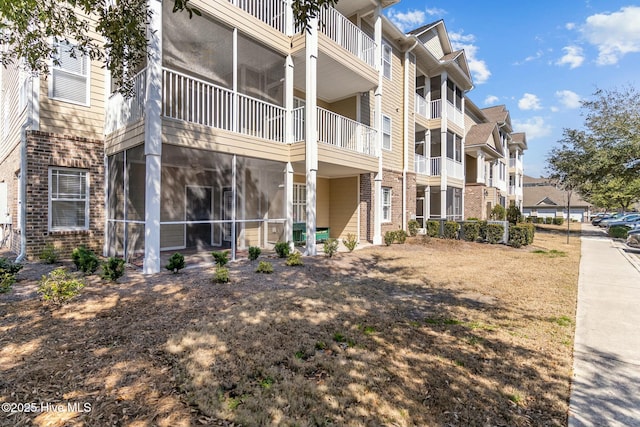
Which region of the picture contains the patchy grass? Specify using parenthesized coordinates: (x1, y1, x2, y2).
(0, 227, 581, 426)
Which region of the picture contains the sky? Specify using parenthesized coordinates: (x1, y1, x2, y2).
(385, 1, 640, 178)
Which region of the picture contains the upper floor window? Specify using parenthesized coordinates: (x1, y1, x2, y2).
(49, 40, 90, 106)
(49, 168, 89, 231)
(382, 115, 392, 151)
(382, 42, 392, 80)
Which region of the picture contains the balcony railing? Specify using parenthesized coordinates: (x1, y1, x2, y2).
(228, 0, 286, 33)
(318, 6, 376, 67)
(415, 94, 427, 118)
(445, 157, 464, 180)
(414, 153, 428, 174)
(421, 98, 464, 128)
(431, 99, 441, 119)
(317, 107, 378, 156)
(431, 157, 441, 176)
(446, 100, 464, 128)
(105, 70, 146, 134)
(509, 158, 523, 171)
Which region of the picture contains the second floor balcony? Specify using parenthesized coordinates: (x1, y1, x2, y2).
(414, 153, 463, 180)
(415, 94, 464, 129)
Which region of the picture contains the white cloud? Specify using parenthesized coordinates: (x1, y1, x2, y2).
(449, 31, 491, 84)
(512, 116, 553, 140)
(518, 93, 543, 111)
(555, 90, 581, 109)
(387, 9, 426, 32)
(556, 46, 585, 68)
(565, 22, 576, 30)
(581, 6, 640, 65)
(550, 106, 560, 113)
(484, 95, 499, 105)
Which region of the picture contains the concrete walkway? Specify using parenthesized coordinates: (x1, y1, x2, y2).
(569, 225, 640, 426)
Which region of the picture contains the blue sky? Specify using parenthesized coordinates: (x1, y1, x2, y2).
(385, 1, 640, 177)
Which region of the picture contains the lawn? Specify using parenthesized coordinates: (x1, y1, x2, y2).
(0, 228, 581, 426)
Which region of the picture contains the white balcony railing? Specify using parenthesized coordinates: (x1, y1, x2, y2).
(430, 99, 441, 119)
(415, 94, 427, 118)
(445, 157, 464, 180)
(509, 185, 516, 195)
(446, 100, 464, 128)
(228, 0, 287, 33)
(292, 106, 305, 142)
(105, 70, 146, 134)
(414, 153, 428, 174)
(318, 7, 376, 68)
(317, 107, 378, 156)
(431, 157, 441, 176)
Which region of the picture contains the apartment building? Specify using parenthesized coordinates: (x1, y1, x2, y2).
(0, 0, 524, 273)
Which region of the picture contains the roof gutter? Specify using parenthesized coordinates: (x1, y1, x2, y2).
(402, 39, 419, 231)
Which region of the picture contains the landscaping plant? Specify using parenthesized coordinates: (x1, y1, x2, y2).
(212, 250, 230, 267)
(343, 233, 358, 252)
(39, 243, 59, 264)
(248, 246, 261, 261)
(285, 252, 304, 266)
(37, 268, 85, 304)
(101, 257, 126, 282)
(72, 246, 99, 274)
(323, 238, 339, 257)
(166, 252, 185, 273)
(256, 261, 274, 273)
(274, 241, 290, 258)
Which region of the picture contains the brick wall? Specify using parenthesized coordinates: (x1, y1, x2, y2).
(465, 183, 486, 220)
(359, 173, 373, 242)
(24, 131, 104, 260)
(381, 169, 406, 235)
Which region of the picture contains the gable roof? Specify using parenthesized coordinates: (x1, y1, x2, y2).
(464, 122, 503, 158)
(523, 180, 592, 208)
(511, 132, 528, 150)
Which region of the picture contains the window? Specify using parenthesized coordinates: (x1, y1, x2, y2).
(49, 168, 89, 231)
(382, 187, 391, 222)
(293, 183, 306, 223)
(49, 40, 90, 105)
(382, 115, 391, 150)
(382, 42, 392, 80)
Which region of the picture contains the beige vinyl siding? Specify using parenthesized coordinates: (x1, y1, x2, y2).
(423, 30, 444, 59)
(407, 53, 416, 173)
(318, 35, 378, 82)
(0, 64, 27, 164)
(381, 38, 404, 171)
(239, 223, 261, 248)
(327, 96, 357, 120)
(105, 121, 146, 155)
(316, 177, 330, 228)
(329, 177, 357, 238)
(160, 165, 188, 249)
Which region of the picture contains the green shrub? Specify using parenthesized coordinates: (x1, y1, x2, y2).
(286, 252, 304, 266)
(524, 216, 533, 223)
(490, 205, 506, 220)
(0, 257, 23, 275)
(506, 204, 522, 225)
(343, 233, 358, 252)
(395, 229, 408, 244)
(0, 272, 15, 293)
(248, 246, 261, 261)
(214, 267, 230, 283)
(39, 243, 59, 264)
(323, 238, 339, 257)
(478, 221, 488, 241)
(553, 217, 564, 226)
(609, 225, 630, 239)
(256, 261, 274, 274)
(211, 250, 229, 267)
(485, 224, 504, 244)
(426, 221, 440, 238)
(166, 252, 185, 273)
(461, 222, 480, 242)
(101, 257, 126, 282)
(71, 246, 99, 274)
(443, 221, 460, 239)
(466, 217, 479, 221)
(520, 222, 535, 244)
(545, 217, 553, 224)
(407, 220, 420, 237)
(274, 241, 290, 258)
(508, 225, 529, 248)
(37, 268, 85, 304)
(384, 231, 395, 246)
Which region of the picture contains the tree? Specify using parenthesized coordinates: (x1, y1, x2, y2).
(0, 0, 337, 94)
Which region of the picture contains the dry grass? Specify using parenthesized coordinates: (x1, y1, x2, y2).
(0, 227, 580, 426)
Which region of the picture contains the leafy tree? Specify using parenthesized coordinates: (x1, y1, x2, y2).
(0, 0, 337, 94)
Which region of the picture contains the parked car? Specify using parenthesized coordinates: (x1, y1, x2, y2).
(604, 214, 640, 229)
(592, 213, 620, 226)
(625, 228, 640, 251)
(598, 213, 630, 227)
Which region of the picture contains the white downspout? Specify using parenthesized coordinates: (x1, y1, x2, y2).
(402, 41, 418, 231)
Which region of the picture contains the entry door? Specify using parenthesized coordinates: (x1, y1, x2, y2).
(222, 188, 233, 242)
(186, 186, 212, 248)
(416, 197, 425, 228)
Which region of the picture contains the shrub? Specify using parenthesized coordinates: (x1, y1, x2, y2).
(490, 205, 506, 221)
(323, 238, 339, 257)
(101, 257, 126, 282)
(609, 225, 630, 239)
(37, 268, 85, 304)
(553, 217, 564, 226)
(256, 261, 274, 274)
(286, 251, 304, 266)
(545, 217, 553, 225)
(506, 204, 522, 225)
(39, 243, 59, 264)
(211, 250, 229, 267)
(0, 257, 23, 275)
(395, 229, 408, 244)
(478, 221, 488, 241)
(248, 246, 261, 261)
(466, 217, 479, 221)
(166, 252, 185, 273)
(384, 231, 395, 246)
(407, 220, 420, 237)
(426, 221, 440, 238)
(214, 267, 230, 283)
(485, 224, 504, 244)
(521, 222, 535, 244)
(461, 222, 480, 242)
(0, 272, 15, 293)
(343, 233, 358, 252)
(274, 241, 290, 258)
(71, 246, 99, 274)
(443, 221, 460, 239)
(508, 225, 529, 248)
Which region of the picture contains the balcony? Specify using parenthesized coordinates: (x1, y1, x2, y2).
(105, 70, 146, 134)
(445, 158, 464, 180)
(415, 153, 429, 174)
(318, 7, 376, 68)
(414, 156, 463, 180)
(227, 0, 287, 33)
(509, 157, 523, 172)
(414, 95, 464, 128)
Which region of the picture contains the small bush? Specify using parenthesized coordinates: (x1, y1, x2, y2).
(323, 238, 339, 257)
(0, 257, 23, 275)
(343, 233, 358, 252)
(286, 251, 304, 266)
(248, 246, 261, 261)
(166, 252, 185, 273)
(407, 220, 420, 237)
(395, 229, 408, 244)
(490, 205, 506, 221)
(506, 204, 522, 225)
(384, 231, 395, 246)
(485, 224, 504, 244)
(71, 246, 99, 274)
(609, 225, 630, 239)
(426, 221, 440, 237)
(274, 241, 290, 258)
(214, 267, 230, 283)
(520, 222, 535, 244)
(101, 257, 126, 282)
(545, 217, 553, 225)
(39, 243, 59, 264)
(478, 221, 488, 241)
(0, 272, 15, 293)
(461, 222, 480, 242)
(466, 217, 479, 221)
(443, 221, 460, 239)
(211, 250, 229, 267)
(37, 268, 85, 304)
(256, 261, 274, 273)
(553, 217, 564, 226)
(508, 225, 529, 248)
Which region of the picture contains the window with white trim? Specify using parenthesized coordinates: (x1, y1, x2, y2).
(382, 115, 391, 151)
(382, 42, 392, 80)
(50, 40, 90, 105)
(49, 168, 89, 231)
(382, 187, 391, 222)
(293, 183, 306, 223)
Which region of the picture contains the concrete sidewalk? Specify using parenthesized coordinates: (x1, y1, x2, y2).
(569, 226, 640, 426)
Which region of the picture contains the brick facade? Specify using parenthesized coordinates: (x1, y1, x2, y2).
(359, 173, 374, 242)
(381, 168, 414, 235)
(464, 183, 487, 220)
(23, 131, 104, 260)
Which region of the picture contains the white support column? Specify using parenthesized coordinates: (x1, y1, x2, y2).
(284, 162, 294, 250)
(285, 55, 294, 144)
(305, 16, 318, 256)
(440, 72, 448, 220)
(477, 150, 485, 183)
(284, 0, 294, 36)
(425, 186, 431, 219)
(372, 2, 383, 245)
(143, 0, 163, 274)
(231, 155, 237, 261)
